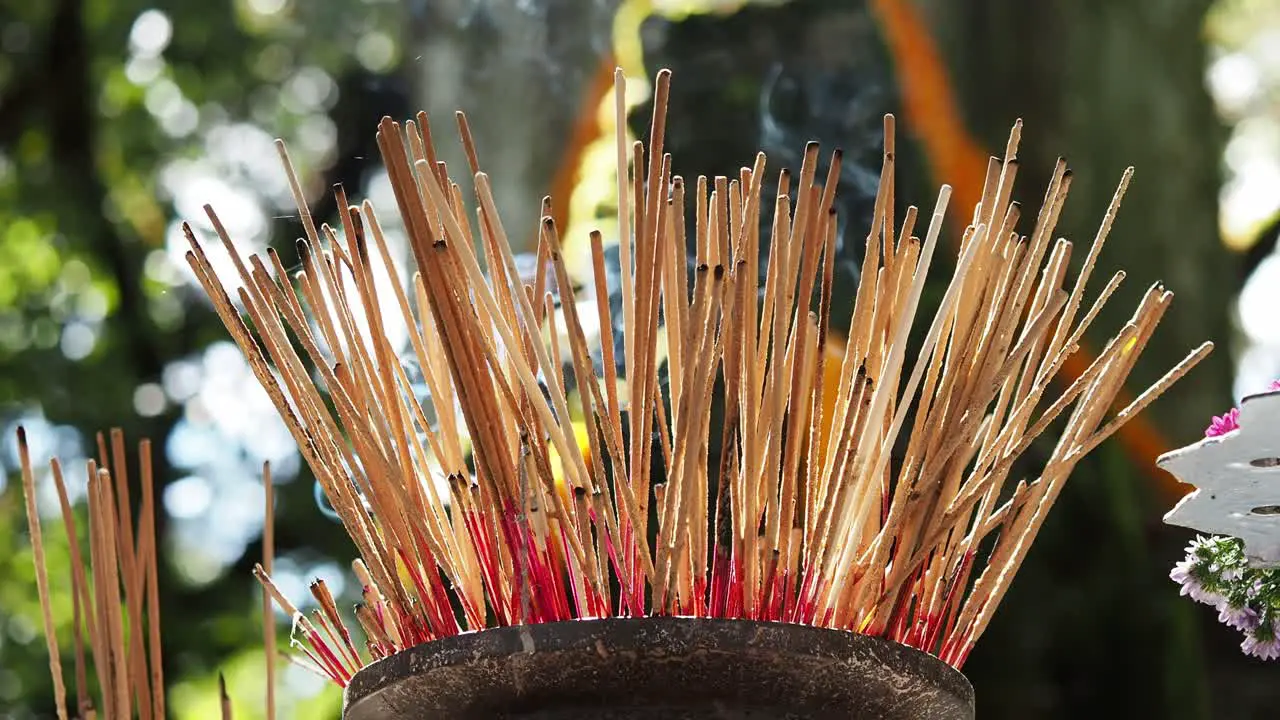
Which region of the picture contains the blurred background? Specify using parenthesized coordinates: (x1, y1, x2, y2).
(0, 0, 1277, 716)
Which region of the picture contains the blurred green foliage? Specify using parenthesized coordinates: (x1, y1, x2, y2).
(0, 0, 409, 716)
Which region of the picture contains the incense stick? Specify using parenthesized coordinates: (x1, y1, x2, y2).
(262, 463, 277, 720)
(18, 429, 69, 720)
(174, 70, 1209, 680)
(219, 673, 232, 720)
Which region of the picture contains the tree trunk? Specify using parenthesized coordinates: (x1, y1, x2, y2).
(407, 0, 619, 253)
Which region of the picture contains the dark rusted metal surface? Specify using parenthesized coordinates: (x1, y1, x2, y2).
(343, 617, 974, 719)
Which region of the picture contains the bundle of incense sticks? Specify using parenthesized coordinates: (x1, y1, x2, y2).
(18, 429, 165, 720)
(19, 67, 1206, 709)
(20, 431, 271, 719)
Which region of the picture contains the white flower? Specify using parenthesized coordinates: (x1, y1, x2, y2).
(1218, 604, 1259, 632)
(1242, 621, 1280, 661)
(1170, 560, 1193, 585)
(1177, 579, 1224, 607)
(1172, 559, 1223, 606)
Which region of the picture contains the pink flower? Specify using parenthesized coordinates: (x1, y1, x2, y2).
(1205, 408, 1240, 437)
(1204, 380, 1280, 438)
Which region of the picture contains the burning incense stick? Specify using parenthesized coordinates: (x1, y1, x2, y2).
(172, 69, 1211, 682)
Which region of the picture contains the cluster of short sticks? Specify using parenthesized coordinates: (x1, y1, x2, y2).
(19, 430, 166, 720)
(22, 69, 1210, 714)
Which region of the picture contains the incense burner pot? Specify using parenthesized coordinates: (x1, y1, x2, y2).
(342, 617, 974, 719)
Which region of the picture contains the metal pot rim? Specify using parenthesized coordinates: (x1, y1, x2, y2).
(343, 616, 973, 719)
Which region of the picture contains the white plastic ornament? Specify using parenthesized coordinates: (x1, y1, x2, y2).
(1160, 390, 1280, 567)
